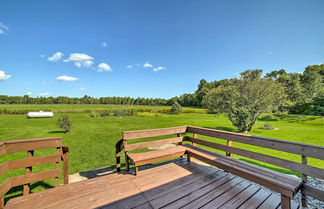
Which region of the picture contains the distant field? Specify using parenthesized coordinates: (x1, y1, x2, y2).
(0, 105, 323, 201)
(0, 104, 207, 114)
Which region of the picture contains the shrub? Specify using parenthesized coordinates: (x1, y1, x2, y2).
(99, 110, 110, 117)
(113, 108, 136, 116)
(170, 101, 182, 114)
(57, 115, 72, 133)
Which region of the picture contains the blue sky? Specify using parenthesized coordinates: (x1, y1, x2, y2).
(0, 0, 323, 98)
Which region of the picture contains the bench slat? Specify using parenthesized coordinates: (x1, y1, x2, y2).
(125, 137, 184, 151)
(123, 126, 187, 140)
(185, 145, 301, 197)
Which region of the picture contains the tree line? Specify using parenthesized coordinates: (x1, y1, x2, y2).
(196, 64, 323, 116)
(0, 64, 323, 116)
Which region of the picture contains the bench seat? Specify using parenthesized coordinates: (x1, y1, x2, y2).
(127, 146, 186, 167)
(183, 144, 302, 198)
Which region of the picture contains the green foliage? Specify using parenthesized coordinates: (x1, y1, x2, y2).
(203, 71, 286, 132)
(170, 101, 182, 114)
(113, 108, 136, 116)
(57, 114, 72, 133)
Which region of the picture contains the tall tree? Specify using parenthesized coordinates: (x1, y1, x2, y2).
(203, 70, 285, 132)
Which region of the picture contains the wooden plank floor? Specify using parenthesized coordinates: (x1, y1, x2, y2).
(5, 159, 300, 209)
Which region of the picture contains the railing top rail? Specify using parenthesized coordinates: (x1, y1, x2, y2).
(187, 126, 324, 160)
(1, 137, 63, 156)
(2, 137, 62, 144)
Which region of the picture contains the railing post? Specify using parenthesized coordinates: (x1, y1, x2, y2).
(55, 147, 62, 187)
(1, 196, 4, 209)
(226, 140, 232, 157)
(192, 133, 198, 146)
(62, 146, 69, 184)
(281, 194, 291, 209)
(124, 140, 129, 171)
(177, 133, 183, 158)
(301, 155, 308, 208)
(177, 133, 182, 145)
(23, 150, 34, 195)
(116, 147, 121, 173)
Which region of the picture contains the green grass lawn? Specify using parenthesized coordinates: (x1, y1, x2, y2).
(0, 104, 206, 114)
(0, 105, 323, 201)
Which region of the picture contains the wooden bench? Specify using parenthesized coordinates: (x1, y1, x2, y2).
(0, 137, 69, 209)
(116, 126, 187, 176)
(116, 126, 324, 209)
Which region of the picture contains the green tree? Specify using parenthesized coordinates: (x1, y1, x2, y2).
(301, 64, 324, 102)
(203, 70, 285, 132)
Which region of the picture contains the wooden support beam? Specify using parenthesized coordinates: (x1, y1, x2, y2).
(55, 147, 62, 187)
(301, 155, 308, 208)
(62, 146, 69, 185)
(135, 166, 139, 176)
(281, 194, 291, 209)
(226, 140, 232, 157)
(23, 150, 34, 195)
(116, 149, 121, 172)
(192, 133, 198, 146)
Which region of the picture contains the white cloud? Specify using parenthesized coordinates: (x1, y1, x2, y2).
(48, 52, 64, 61)
(153, 66, 166, 72)
(38, 92, 50, 97)
(80, 87, 87, 91)
(74, 62, 82, 68)
(26, 92, 32, 96)
(0, 22, 9, 34)
(66, 53, 94, 68)
(143, 62, 153, 68)
(126, 65, 133, 69)
(102, 42, 108, 47)
(98, 62, 112, 72)
(56, 75, 79, 81)
(0, 70, 11, 81)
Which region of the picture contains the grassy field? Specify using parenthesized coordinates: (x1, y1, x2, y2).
(0, 104, 206, 114)
(0, 104, 323, 200)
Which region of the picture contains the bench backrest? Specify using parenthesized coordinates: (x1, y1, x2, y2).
(185, 126, 324, 204)
(122, 126, 187, 152)
(0, 137, 69, 208)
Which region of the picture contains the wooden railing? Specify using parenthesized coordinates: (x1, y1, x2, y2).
(0, 137, 69, 208)
(185, 126, 324, 207)
(115, 126, 324, 207)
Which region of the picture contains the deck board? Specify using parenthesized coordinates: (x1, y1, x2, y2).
(5, 159, 300, 209)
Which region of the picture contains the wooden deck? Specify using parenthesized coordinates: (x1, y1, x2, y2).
(5, 159, 300, 209)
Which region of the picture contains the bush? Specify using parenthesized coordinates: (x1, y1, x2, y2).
(113, 108, 136, 116)
(170, 101, 182, 114)
(58, 115, 72, 133)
